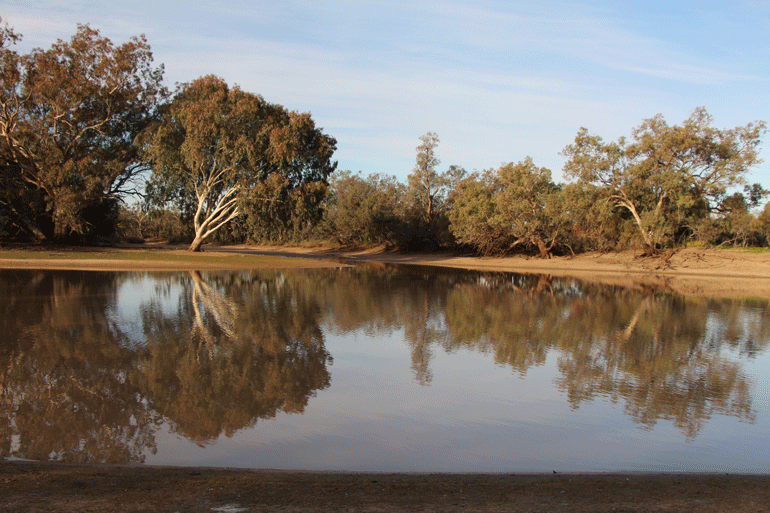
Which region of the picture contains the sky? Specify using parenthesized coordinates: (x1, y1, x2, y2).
(1, 0, 769, 186)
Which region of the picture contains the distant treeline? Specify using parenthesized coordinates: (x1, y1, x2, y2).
(126, 118, 770, 256)
(2, 20, 767, 254)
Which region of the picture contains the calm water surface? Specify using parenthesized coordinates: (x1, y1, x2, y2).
(1, 266, 768, 472)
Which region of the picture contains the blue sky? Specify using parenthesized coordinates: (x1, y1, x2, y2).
(2, 0, 768, 186)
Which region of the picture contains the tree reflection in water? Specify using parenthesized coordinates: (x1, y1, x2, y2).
(0, 267, 768, 465)
(304, 267, 767, 438)
(0, 269, 332, 461)
(133, 270, 332, 443)
(0, 271, 160, 464)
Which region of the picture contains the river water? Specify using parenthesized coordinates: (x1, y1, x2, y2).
(1, 266, 768, 472)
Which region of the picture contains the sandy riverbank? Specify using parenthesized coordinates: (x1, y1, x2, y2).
(210, 244, 770, 299)
(1, 243, 770, 298)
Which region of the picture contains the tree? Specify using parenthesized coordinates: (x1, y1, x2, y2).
(0, 21, 166, 241)
(492, 158, 570, 258)
(405, 133, 466, 247)
(758, 202, 770, 246)
(449, 159, 571, 257)
(448, 170, 503, 255)
(237, 173, 328, 243)
(562, 108, 765, 252)
(323, 170, 406, 245)
(140, 75, 336, 251)
(560, 181, 629, 251)
(408, 132, 445, 226)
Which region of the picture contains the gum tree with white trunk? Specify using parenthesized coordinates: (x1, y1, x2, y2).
(139, 75, 336, 251)
(562, 108, 765, 253)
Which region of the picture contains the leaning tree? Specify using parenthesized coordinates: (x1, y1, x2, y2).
(561, 108, 765, 252)
(139, 75, 336, 251)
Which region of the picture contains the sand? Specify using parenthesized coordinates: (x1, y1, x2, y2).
(213, 244, 770, 299)
(1, 243, 770, 298)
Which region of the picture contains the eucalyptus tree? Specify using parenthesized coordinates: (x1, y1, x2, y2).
(140, 75, 336, 251)
(324, 170, 406, 245)
(562, 108, 765, 252)
(408, 132, 444, 225)
(759, 203, 770, 246)
(0, 20, 166, 240)
(405, 133, 465, 246)
(447, 170, 501, 254)
(449, 159, 570, 257)
(492, 158, 570, 258)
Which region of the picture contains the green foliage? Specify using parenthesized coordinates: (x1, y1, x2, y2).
(448, 171, 501, 254)
(449, 159, 572, 257)
(407, 132, 443, 224)
(759, 203, 770, 246)
(4, 20, 768, 256)
(237, 173, 328, 243)
(560, 182, 623, 251)
(0, 20, 166, 241)
(139, 75, 336, 251)
(323, 170, 406, 245)
(403, 133, 465, 249)
(492, 158, 570, 257)
(562, 108, 766, 252)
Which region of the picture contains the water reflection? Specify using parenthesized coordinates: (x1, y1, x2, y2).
(0, 267, 768, 468)
(0, 271, 159, 463)
(134, 271, 332, 443)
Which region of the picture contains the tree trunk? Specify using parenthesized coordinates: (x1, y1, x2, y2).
(14, 210, 47, 241)
(188, 234, 205, 252)
(613, 196, 657, 255)
(53, 210, 69, 242)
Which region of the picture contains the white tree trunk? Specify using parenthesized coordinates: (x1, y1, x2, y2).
(187, 182, 240, 251)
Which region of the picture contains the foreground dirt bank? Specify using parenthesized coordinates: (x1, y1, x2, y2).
(1, 461, 768, 513)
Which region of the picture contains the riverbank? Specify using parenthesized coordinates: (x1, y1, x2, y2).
(1, 461, 768, 513)
(218, 244, 770, 299)
(3, 243, 768, 299)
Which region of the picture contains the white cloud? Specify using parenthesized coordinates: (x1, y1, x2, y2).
(1, 0, 767, 183)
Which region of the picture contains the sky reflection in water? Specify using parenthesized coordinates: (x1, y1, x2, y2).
(0, 266, 768, 472)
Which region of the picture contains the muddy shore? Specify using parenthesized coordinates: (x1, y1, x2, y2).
(2, 461, 769, 512)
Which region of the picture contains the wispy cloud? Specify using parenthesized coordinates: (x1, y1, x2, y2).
(2, 0, 768, 183)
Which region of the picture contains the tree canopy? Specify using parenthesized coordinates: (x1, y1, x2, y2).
(562, 108, 766, 252)
(139, 75, 336, 251)
(1, 17, 767, 253)
(0, 20, 166, 241)
(449, 158, 571, 257)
